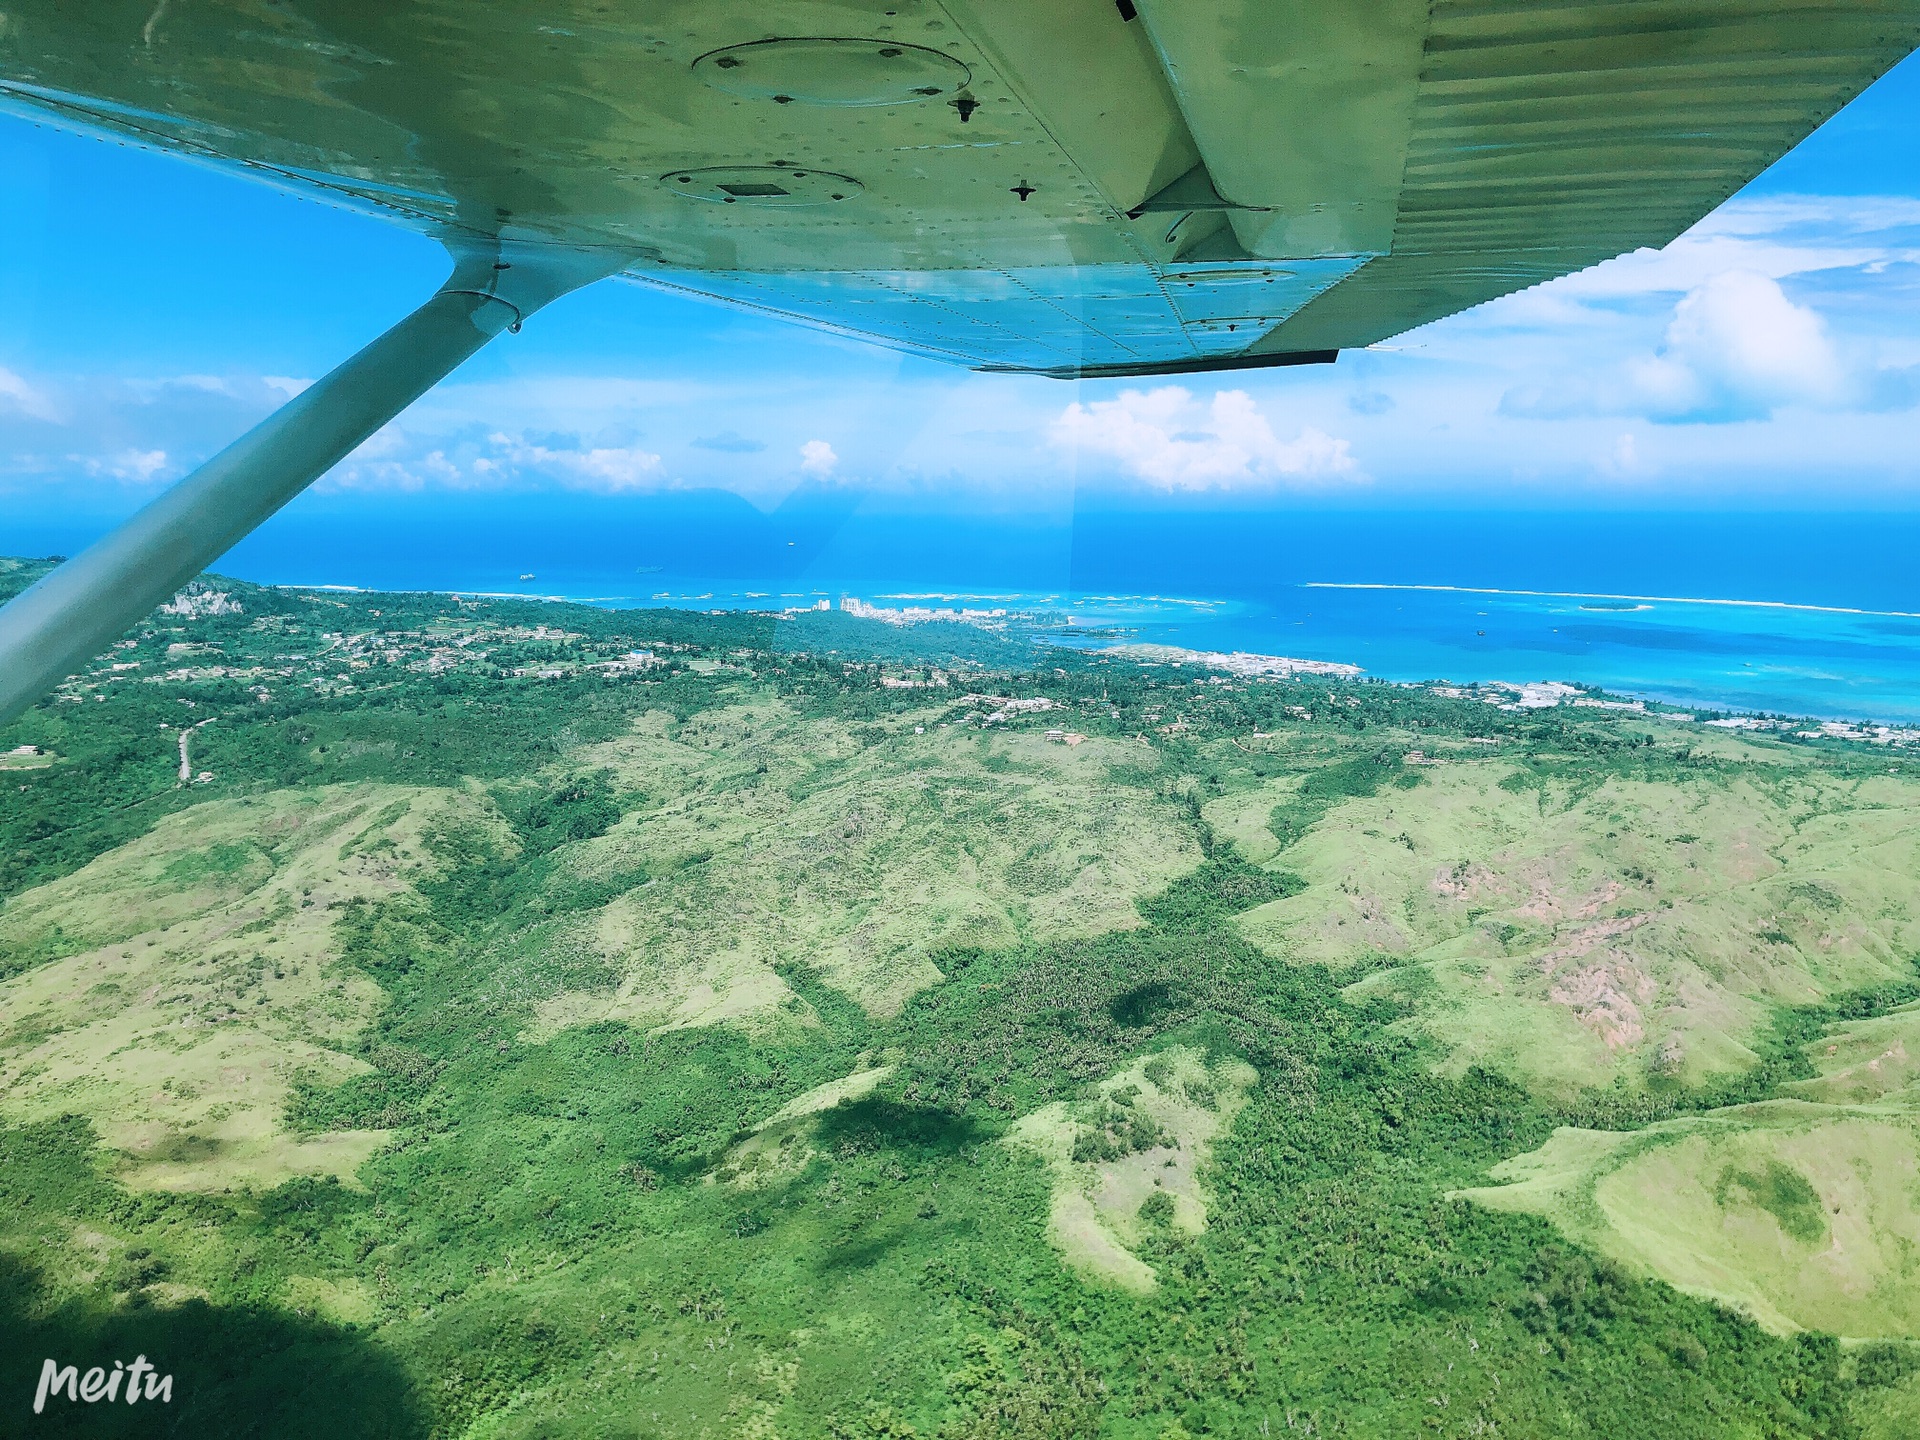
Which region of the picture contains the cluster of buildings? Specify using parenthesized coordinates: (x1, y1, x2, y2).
(1104, 643, 1361, 679)
(960, 693, 1058, 726)
(840, 596, 1011, 626)
(1427, 679, 1587, 710)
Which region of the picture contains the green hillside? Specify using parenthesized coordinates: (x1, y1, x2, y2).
(4, 566, 1920, 1437)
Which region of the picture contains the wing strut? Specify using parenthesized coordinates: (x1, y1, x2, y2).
(0, 241, 626, 726)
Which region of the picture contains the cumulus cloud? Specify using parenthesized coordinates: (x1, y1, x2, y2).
(323, 426, 667, 493)
(1501, 271, 1901, 423)
(1643, 271, 1848, 419)
(76, 448, 170, 483)
(1051, 387, 1358, 489)
(329, 426, 463, 492)
(799, 439, 838, 475)
(484, 433, 665, 492)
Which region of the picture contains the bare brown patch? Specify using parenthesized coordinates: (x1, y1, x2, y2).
(1536, 912, 1652, 976)
(1550, 961, 1658, 1049)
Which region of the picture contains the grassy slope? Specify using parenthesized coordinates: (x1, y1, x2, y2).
(0, 785, 498, 1190)
(1457, 993, 1920, 1341)
(1234, 758, 1920, 1097)
(1220, 745, 1920, 1347)
(1459, 1102, 1920, 1338)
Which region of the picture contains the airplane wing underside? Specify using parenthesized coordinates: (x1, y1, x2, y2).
(0, 0, 1915, 375)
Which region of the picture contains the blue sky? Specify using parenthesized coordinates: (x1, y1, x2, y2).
(3, 51, 1920, 554)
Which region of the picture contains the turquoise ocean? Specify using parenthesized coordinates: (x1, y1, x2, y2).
(12, 503, 1920, 723)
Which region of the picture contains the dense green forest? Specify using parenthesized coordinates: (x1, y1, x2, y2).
(4, 557, 1920, 1438)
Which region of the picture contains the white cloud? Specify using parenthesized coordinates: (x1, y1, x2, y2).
(0, 366, 58, 422)
(799, 439, 838, 476)
(1548, 232, 1883, 303)
(1503, 271, 1885, 423)
(1638, 270, 1846, 418)
(327, 426, 459, 491)
(1505, 194, 1920, 314)
(171, 374, 242, 396)
(1051, 387, 1358, 489)
(322, 425, 667, 493)
(486, 433, 665, 492)
(1468, 194, 1920, 340)
(76, 448, 170, 483)
(1597, 432, 1652, 479)
(1694, 193, 1920, 246)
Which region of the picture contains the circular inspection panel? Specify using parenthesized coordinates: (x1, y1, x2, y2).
(694, 37, 970, 107)
(660, 165, 863, 206)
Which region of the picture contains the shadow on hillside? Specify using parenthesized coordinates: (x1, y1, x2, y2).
(0, 1252, 428, 1439)
(813, 1096, 990, 1156)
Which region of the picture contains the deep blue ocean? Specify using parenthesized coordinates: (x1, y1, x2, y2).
(12, 501, 1920, 723)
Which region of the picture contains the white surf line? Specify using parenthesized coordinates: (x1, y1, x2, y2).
(1302, 582, 1920, 621)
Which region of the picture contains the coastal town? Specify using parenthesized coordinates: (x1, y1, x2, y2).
(26, 578, 1918, 755)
